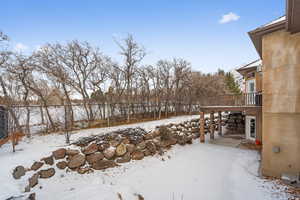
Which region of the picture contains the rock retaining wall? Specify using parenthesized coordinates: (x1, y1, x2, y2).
(11, 117, 226, 199)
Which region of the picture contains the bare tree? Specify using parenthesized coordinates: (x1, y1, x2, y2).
(0, 33, 21, 129)
(115, 34, 146, 122)
(33, 44, 75, 128)
(61, 41, 109, 126)
(172, 58, 191, 114)
(157, 60, 174, 117)
(0, 32, 234, 137)
(0, 31, 23, 151)
(25, 76, 56, 131)
(5, 54, 33, 137)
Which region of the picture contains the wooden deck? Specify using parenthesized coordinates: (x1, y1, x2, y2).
(199, 105, 262, 113)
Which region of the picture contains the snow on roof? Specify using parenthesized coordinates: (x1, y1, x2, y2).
(237, 59, 262, 71)
(262, 16, 286, 27)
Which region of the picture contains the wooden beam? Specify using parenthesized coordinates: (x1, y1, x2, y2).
(199, 106, 261, 113)
(218, 111, 222, 136)
(210, 112, 215, 140)
(200, 112, 205, 143)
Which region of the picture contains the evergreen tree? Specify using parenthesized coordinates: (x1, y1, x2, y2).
(225, 72, 242, 95)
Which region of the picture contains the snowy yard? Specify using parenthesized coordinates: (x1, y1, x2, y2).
(0, 115, 290, 200)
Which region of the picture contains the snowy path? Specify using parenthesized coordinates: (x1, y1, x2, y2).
(0, 115, 290, 200)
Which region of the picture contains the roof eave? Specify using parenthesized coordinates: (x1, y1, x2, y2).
(236, 66, 257, 76)
(248, 21, 286, 58)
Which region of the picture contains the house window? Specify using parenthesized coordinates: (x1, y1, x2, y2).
(246, 80, 256, 93)
(249, 82, 255, 93)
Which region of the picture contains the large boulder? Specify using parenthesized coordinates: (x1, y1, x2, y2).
(86, 152, 104, 165)
(56, 161, 67, 169)
(41, 156, 54, 165)
(82, 143, 98, 155)
(122, 138, 130, 144)
(116, 152, 131, 163)
(186, 135, 193, 144)
(143, 149, 151, 157)
(39, 168, 55, 178)
(136, 141, 146, 151)
(126, 144, 135, 153)
(153, 138, 162, 147)
(12, 165, 26, 179)
(131, 151, 144, 160)
(103, 147, 116, 159)
(98, 142, 110, 151)
(77, 167, 93, 174)
(159, 126, 173, 141)
(91, 160, 118, 170)
(28, 173, 39, 188)
(30, 162, 44, 171)
(109, 140, 120, 147)
(66, 149, 80, 156)
(115, 143, 127, 157)
(152, 129, 160, 137)
(146, 141, 156, 154)
(129, 135, 144, 145)
(177, 134, 188, 145)
(68, 154, 86, 169)
(161, 138, 177, 148)
(52, 148, 66, 160)
(144, 133, 154, 140)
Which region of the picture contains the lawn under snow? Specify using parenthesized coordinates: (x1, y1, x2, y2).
(0, 115, 290, 200)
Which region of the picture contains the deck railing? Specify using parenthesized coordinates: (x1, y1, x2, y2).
(201, 92, 262, 107)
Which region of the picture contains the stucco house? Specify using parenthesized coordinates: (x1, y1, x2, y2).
(240, 0, 300, 178)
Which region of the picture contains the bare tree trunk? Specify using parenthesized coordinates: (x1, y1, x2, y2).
(64, 104, 70, 144)
(82, 100, 91, 125)
(40, 105, 45, 125)
(62, 84, 74, 129)
(25, 106, 31, 137)
(107, 103, 110, 126)
(39, 97, 55, 131)
(103, 103, 106, 119)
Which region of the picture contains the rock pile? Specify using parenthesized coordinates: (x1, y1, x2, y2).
(12, 117, 225, 194)
(225, 112, 245, 135)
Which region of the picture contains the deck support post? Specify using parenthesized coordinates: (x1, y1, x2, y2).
(218, 111, 222, 136)
(200, 111, 205, 143)
(210, 112, 215, 140)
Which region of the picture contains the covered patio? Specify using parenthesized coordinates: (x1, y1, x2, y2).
(199, 104, 262, 144)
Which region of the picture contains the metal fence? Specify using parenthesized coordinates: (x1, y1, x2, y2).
(6, 102, 200, 136)
(2, 93, 263, 137)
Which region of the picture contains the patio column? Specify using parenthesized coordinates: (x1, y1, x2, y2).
(210, 112, 215, 140)
(218, 111, 222, 136)
(200, 111, 205, 143)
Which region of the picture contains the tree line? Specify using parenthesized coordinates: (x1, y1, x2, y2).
(0, 31, 240, 136)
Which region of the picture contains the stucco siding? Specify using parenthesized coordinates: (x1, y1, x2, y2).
(261, 30, 300, 177)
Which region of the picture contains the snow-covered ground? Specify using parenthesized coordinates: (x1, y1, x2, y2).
(0, 115, 290, 200)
